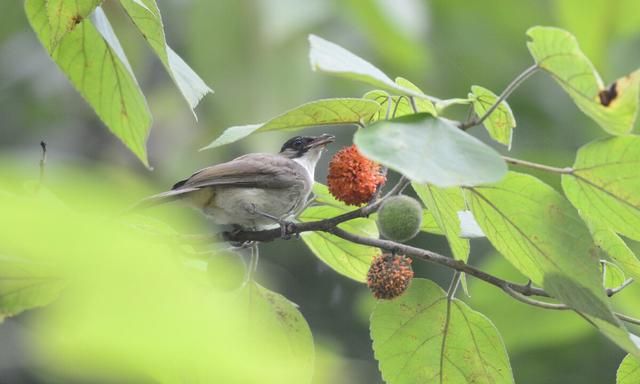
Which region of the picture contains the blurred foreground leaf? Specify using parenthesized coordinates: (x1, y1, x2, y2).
(370, 279, 514, 384)
(354, 114, 507, 187)
(0, 256, 65, 318)
(0, 166, 314, 383)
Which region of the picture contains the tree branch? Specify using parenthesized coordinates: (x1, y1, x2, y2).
(177, 175, 636, 325)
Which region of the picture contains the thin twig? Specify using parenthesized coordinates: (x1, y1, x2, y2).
(409, 96, 418, 114)
(502, 156, 574, 174)
(504, 285, 640, 327)
(447, 271, 462, 300)
(328, 226, 550, 297)
(459, 64, 538, 130)
(38, 141, 47, 191)
(607, 279, 634, 297)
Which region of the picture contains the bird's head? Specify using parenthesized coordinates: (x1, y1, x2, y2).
(280, 134, 335, 177)
(280, 134, 335, 159)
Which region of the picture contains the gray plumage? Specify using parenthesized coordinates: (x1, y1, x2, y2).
(134, 134, 334, 229)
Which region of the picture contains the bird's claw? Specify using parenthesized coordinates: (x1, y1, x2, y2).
(279, 221, 297, 240)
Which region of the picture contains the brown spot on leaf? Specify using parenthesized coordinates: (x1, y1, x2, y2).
(598, 82, 618, 107)
(66, 14, 83, 32)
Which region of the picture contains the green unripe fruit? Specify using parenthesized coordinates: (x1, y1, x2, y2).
(376, 195, 423, 242)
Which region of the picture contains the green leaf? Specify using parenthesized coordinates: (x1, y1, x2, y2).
(602, 259, 627, 289)
(562, 136, 640, 241)
(26, 1, 152, 166)
(0, 255, 65, 318)
(618, 354, 640, 384)
(308, 34, 430, 99)
(466, 172, 639, 355)
(311, 183, 350, 211)
(119, 0, 212, 115)
(469, 85, 516, 148)
(590, 223, 640, 283)
(412, 183, 469, 263)
(202, 98, 380, 150)
(45, 0, 102, 47)
(241, 283, 315, 384)
(370, 279, 514, 384)
(420, 210, 444, 235)
(526, 26, 640, 135)
(354, 114, 507, 187)
(363, 79, 437, 123)
(300, 205, 378, 282)
(395, 78, 438, 115)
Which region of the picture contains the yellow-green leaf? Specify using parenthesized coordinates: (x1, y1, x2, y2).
(119, 0, 212, 114)
(300, 205, 378, 282)
(469, 85, 516, 147)
(371, 279, 514, 384)
(562, 136, 640, 241)
(412, 183, 469, 263)
(526, 26, 640, 135)
(466, 172, 639, 356)
(26, 1, 152, 166)
(618, 354, 640, 384)
(45, 0, 102, 48)
(202, 98, 380, 150)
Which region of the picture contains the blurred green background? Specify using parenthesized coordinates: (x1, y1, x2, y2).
(1, 0, 639, 382)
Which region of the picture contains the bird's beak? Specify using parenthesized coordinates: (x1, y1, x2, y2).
(306, 134, 335, 149)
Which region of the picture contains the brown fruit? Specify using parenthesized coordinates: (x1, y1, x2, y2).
(367, 253, 414, 299)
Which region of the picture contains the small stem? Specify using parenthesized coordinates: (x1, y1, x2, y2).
(607, 278, 634, 297)
(447, 271, 462, 300)
(615, 312, 640, 326)
(384, 95, 393, 120)
(38, 141, 47, 192)
(409, 96, 418, 114)
(392, 95, 407, 118)
(502, 156, 574, 174)
(459, 64, 539, 130)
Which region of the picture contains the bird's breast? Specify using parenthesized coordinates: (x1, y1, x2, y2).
(203, 186, 308, 228)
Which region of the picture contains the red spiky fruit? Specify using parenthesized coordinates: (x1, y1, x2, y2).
(327, 145, 386, 206)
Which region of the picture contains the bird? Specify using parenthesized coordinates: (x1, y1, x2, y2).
(135, 134, 335, 233)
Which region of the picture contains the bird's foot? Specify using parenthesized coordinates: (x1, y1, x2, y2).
(279, 221, 298, 240)
(245, 203, 298, 240)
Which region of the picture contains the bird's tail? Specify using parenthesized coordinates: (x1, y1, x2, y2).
(125, 188, 198, 213)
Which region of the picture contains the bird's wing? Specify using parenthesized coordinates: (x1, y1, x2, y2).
(174, 153, 302, 191)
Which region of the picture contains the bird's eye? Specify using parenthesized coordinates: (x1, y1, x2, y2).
(293, 139, 303, 149)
